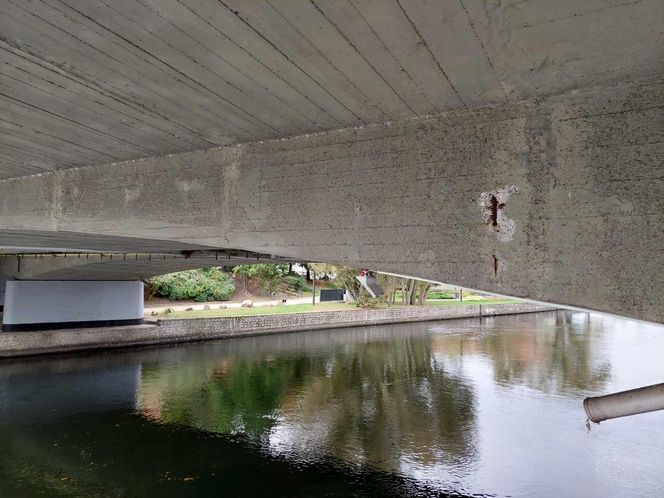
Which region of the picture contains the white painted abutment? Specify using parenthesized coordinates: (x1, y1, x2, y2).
(2, 281, 144, 331)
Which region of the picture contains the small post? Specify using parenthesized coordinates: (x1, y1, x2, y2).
(460, 288, 463, 302)
(312, 270, 316, 306)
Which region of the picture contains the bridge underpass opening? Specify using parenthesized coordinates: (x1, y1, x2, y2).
(0, 1, 663, 494)
(0, 243, 297, 331)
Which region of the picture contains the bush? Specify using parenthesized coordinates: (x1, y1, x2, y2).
(143, 280, 158, 301)
(151, 268, 235, 302)
(233, 264, 307, 293)
(283, 274, 306, 292)
(233, 263, 290, 292)
(427, 291, 456, 300)
(355, 294, 386, 309)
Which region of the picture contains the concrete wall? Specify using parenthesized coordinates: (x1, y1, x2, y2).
(156, 303, 555, 339)
(0, 303, 555, 358)
(0, 273, 10, 307)
(2, 281, 144, 329)
(0, 79, 662, 323)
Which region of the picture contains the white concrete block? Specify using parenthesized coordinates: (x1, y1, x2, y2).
(3, 281, 143, 330)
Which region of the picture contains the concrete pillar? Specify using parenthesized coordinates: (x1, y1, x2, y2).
(0, 273, 9, 312)
(2, 281, 144, 331)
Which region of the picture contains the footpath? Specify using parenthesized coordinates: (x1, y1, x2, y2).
(144, 295, 316, 314)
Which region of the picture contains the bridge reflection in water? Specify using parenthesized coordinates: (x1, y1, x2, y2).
(1, 311, 662, 497)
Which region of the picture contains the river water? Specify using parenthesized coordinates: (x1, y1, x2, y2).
(1, 311, 663, 497)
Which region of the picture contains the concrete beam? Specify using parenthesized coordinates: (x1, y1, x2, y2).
(1, 0, 662, 179)
(0, 79, 662, 323)
(0, 251, 292, 280)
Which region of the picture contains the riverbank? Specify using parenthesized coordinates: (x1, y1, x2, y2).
(144, 296, 517, 316)
(0, 303, 555, 358)
(151, 298, 521, 319)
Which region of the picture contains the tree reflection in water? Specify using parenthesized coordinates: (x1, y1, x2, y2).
(137, 311, 611, 484)
(1, 311, 655, 498)
(139, 335, 478, 476)
(431, 311, 611, 395)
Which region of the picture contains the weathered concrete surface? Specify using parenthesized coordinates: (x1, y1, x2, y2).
(0, 303, 555, 358)
(0, 249, 291, 280)
(0, 0, 662, 179)
(0, 272, 8, 307)
(0, 79, 662, 323)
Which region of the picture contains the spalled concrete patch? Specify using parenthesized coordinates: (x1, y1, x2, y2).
(478, 185, 519, 242)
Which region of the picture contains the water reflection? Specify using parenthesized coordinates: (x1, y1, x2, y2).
(1, 311, 663, 497)
(140, 335, 478, 476)
(135, 310, 615, 491)
(432, 312, 611, 395)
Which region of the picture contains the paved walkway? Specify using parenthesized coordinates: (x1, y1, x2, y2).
(145, 296, 319, 313)
(144, 297, 480, 314)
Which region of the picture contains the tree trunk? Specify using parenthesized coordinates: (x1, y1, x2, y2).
(417, 283, 431, 305)
(406, 279, 416, 305)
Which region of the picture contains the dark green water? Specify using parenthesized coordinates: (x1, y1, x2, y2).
(1, 311, 663, 497)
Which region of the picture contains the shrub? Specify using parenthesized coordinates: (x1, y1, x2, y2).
(283, 274, 306, 292)
(151, 268, 235, 302)
(233, 263, 290, 291)
(355, 294, 386, 309)
(143, 280, 158, 301)
(233, 264, 305, 293)
(427, 291, 456, 300)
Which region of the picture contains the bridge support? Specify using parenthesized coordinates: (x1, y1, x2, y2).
(2, 281, 144, 332)
(0, 79, 662, 323)
(0, 273, 9, 313)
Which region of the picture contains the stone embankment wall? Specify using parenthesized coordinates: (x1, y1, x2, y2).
(0, 303, 555, 358)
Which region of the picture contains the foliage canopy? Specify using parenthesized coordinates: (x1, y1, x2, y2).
(151, 267, 235, 302)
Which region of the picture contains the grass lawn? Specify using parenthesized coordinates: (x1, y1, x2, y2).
(159, 302, 353, 319)
(425, 298, 522, 306)
(155, 298, 522, 319)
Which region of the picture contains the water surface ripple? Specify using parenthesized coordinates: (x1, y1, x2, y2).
(1, 311, 663, 497)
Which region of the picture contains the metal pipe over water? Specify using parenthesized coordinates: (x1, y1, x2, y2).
(584, 382, 664, 423)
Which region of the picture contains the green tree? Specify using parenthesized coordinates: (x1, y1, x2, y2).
(310, 263, 362, 299)
(232, 263, 290, 292)
(151, 268, 235, 301)
(376, 274, 431, 305)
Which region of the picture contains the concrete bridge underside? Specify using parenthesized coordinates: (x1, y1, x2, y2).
(0, 1, 662, 326)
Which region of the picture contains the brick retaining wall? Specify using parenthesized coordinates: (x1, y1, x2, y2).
(0, 303, 556, 358)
